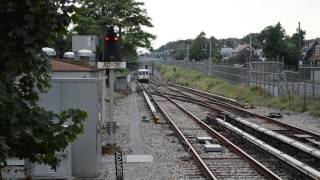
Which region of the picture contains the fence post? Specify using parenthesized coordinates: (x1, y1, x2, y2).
(303, 67, 307, 111)
(312, 68, 315, 97)
(298, 66, 300, 97)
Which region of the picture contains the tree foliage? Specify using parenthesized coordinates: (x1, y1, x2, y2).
(243, 33, 262, 49)
(258, 22, 306, 66)
(0, 0, 86, 169)
(156, 22, 307, 66)
(73, 0, 155, 59)
(190, 32, 207, 61)
(258, 22, 287, 58)
(286, 28, 306, 66)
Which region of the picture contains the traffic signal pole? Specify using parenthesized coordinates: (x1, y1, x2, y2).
(103, 26, 121, 147)
(108, 69, 115, 145)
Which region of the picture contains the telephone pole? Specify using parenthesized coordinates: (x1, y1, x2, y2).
(186, 43, 189, 63)
(208, 41, 212, 75)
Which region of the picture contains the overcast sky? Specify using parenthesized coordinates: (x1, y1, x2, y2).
(140, 0, 320, 49)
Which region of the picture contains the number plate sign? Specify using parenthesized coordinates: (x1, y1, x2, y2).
(115, 152, 123, 179)
(98, 62, 126, 69)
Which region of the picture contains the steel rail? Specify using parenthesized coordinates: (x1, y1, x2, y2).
(158, 81, 320, 141)
(164, 93, 320, 164)
(142, 85, 218, 180)
(207, 115, 320, 180)
(166, 82, 245, 107)
(147, 84, 282, 180)
(151, 86, 320, 179)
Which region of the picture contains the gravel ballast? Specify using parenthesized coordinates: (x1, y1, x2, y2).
(98, 82, 201, 180)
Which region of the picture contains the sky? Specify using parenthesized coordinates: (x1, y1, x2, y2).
(140, 0, 320, 49)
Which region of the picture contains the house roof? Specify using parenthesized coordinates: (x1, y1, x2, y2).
(304, 40, 319, 60)
(233, 44, 253, 53)
(51, 60, 95, 72)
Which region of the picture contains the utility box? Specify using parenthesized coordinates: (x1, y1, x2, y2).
(32, 78, 103, 179)
(31, 146, 72, 179)
(72, 35, 98, 52)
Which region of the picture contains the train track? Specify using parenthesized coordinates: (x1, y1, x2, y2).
(150, 81, 320, 172)
(142, 80, 320, 179)
(159, 80, 320, 146)
(140, 83, 281, 179)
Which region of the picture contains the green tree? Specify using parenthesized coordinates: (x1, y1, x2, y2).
(208, 36, 222, 63)
(242, 33, 262, 49)
(258, 22, 287, 59)
(73, 0, 155, 60)
(0, 0, 87, 173)
(286, 28, 306, 66)
(190, 32, 207, 61)
(48, 32, 73, 58)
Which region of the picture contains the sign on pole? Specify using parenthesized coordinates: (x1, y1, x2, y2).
(98, 62, 126, 69)
(115, 152, 123, 180)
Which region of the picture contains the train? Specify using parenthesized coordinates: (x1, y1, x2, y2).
(137, 68, 149, 83)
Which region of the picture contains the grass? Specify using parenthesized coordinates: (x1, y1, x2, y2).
(158, 64, 320, 117)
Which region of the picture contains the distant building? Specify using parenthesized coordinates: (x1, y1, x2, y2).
(221, 47, 233, 58)
(232, 44, 259, 64)
(304, 39, 320, 65)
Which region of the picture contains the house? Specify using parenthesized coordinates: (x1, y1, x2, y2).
(304, 39, 320, 65)
(221, 47, 233, 58)
(232, 44, 259, 64)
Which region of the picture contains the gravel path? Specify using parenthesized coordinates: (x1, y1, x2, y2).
(97, 82, 200, 180)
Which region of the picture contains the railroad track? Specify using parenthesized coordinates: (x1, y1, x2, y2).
(140, 83, 281, 180)
(141, 80, 320, 179)
(150, 81, 320, 174)
(157, 80, 320, 148)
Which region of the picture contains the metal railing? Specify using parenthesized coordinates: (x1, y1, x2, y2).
(160, 59, 320, 98)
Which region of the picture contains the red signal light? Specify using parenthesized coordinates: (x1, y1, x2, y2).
(104, 36, 119, 41)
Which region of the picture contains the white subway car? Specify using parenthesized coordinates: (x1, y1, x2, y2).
(137, 69, 149, 83)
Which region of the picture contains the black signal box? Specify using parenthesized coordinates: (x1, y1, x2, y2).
(103, 26, 120, 61)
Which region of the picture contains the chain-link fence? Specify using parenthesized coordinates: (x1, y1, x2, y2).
(160, 59, 320, 98)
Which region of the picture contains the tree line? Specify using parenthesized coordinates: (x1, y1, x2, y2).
(158, 22, 306, 66)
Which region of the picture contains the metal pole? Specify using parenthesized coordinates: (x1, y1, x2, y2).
(186, 43, 189, 63)
(298, 22, 302, 63)
(312, 68, 315, 97)
(303, 67, 307, 111)
(109, 69, 115, 145)
(208, 41, 212, 76)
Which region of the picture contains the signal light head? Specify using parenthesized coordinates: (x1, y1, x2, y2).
(104, 35, 119, 42)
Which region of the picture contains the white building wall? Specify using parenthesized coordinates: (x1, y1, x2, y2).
(53, 72, 92, 78)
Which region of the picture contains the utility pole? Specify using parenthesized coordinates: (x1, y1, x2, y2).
(102, 25, 122, 147)
(204, 41, 208, 63)
(249, 33, 252, 62)
(298, 22, 302, 64)
(208, 41, 212, 75)
(299, 22, 306, 111)
(186, 43, 189, 63)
